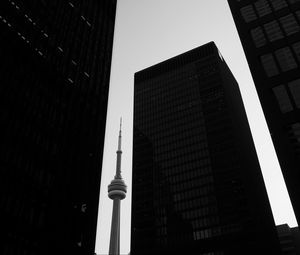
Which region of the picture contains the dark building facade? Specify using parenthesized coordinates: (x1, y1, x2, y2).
(228, 0, 300, 225)
(0, 0, 116, 254)
(131, 42, 280, 255)
(277, 224, 300, 254)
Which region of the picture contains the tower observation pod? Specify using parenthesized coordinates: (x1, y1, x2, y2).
(108, 118, 127, 255)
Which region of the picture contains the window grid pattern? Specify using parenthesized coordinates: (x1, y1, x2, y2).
(131, 42, 271, 255)
(240, 0, 300, 23)
(230, 2, 300, 246)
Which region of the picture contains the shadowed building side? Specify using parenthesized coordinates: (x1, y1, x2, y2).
(227, 0, 300, 225)
(277, 224, 300, 254)
(0, 1, 117, 254)
(131, 42, 281, 255)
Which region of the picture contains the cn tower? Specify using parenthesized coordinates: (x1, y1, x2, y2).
(108, 119, 127, 255)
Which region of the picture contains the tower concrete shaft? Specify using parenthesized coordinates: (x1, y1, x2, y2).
(108, 119, 127, 255)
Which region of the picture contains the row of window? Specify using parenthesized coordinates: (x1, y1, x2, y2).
(176, 197, 216, 216)
(155, 213, 208, 235)
(167, 166, 213, 184)
(193, 225, 221, 240)
(161, 156, 211, 170)
(138, 105, 227, 140)
(0, 15, 45, 59)
(136, 70, 220, 108)
(138, 93, 199, 117)
(181, 205, 218, 221)
(137, 118, 204, 142)
(261, 43, 300, 76)
(241, 0, 300, 23)
(153, 121, 206, 148)
(142, 77, 197, 99)
(136, 81, 198, 101)
(155, 135, 208, 157)
(155, 122, 207, 143)
(164, 151, 210, 172)
(156, 137, 209, 160)
(138, 70, 194, 98)
(68, 2, 92, 27)
(272, 79, 300, 113)
(173, 185, 215, 202)
(171, 175, 214, 192)
(251, 12, 300, 47)
(135, 98, 201, 123)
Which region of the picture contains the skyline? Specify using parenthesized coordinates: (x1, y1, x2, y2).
(95, 1, 297, 254)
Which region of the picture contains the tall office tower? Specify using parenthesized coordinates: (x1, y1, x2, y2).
(227, 0, 300, 225)
(108, 121, 127, 255)
(0, 0, 116, 254)
(277, 224, 300, 254)
(131, 42, 281, 255)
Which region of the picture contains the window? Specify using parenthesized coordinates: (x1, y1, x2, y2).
(255, 0, 272, 17)
(275, 47, 297, 71)
(288, 0, 300, 4)
(264, 21, 284, 41)
(270, 0, 288, 10)
(292, 42, 300, 61)
(240, 5, 257, 22)
(279, 14, 300, 35)
(261, 54, 280, 76)
(288, 79, 300, 108)
(288, 122, 300, 154)
(273, 85, 293, 113)
(251, 27, 267, 47)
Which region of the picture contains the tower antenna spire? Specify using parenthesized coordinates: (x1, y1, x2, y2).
(116, 117, 122, 178)
(118, 117, 122, 152)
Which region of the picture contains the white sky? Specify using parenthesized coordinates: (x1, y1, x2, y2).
(95, 1, 297, 254)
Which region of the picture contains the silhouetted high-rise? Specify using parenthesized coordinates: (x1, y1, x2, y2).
(0, 0, 116, 254)
(277, 224, 300, 254)
(131, 42, 280, 255)
(228, 0, 300, 225)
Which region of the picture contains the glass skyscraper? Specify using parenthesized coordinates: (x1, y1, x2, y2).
(0, 1, 116, 254)
(228, 0, 300, 225)
(131, 42, 280, 255)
